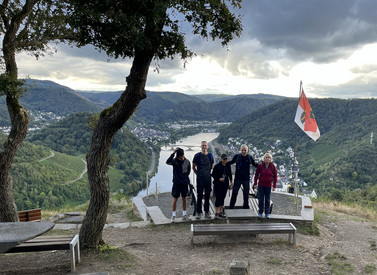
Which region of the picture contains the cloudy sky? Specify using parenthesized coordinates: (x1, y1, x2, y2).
(17, 0, 377, 98)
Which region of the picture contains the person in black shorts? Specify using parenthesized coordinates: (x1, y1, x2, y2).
(166, 147, 191, 222)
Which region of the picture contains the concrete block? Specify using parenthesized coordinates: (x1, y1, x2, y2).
(230, 260, 250, 275)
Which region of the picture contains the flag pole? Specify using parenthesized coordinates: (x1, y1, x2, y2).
(293, 81, 302, 214)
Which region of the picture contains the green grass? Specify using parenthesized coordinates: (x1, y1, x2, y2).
(94, 244, 137, 269)
(309, 143, 343, 168)
(108, 166, 124, 192)
(267, 258, 282, 265)
(45, 152, 86, 175)
(42, 151, 125, 192)
(325, 252, 354, 274)
(364, 264, 376, 274)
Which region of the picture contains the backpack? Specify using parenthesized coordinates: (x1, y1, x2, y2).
(194, 152, 213, 165)
(236, 153, 253, 170)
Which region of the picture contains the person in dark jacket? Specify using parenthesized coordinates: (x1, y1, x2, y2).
(166, 147, 191, 222)
(254, 152, 277, 218)
(193, 141, 214, 219)
(211, 153, 233, 219)
(228, 144, 258, 209)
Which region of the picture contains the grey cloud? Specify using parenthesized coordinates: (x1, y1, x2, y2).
(183, 0, 377, 80)
(313, 77, 377, 98)
(240, 0, 377, 63)
(350, 64, 377, 74)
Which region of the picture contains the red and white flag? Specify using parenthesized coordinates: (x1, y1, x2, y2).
(294, 87, 320, 141)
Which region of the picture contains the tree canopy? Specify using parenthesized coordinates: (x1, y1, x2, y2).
(68, 0, 242, 59)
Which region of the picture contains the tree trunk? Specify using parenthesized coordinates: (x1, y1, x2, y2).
(79, 51, 152, 248)
(0, 12, 31, 221)
(0, 96, 30, 221)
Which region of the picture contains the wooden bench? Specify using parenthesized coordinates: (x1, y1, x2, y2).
(18, 208, 41, 222)
(191, 223, 296, 245)
(6, 234, 80, 272)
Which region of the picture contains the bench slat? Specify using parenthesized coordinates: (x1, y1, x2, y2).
(18, 208, 41, 222)
(191, 223, 296, 245)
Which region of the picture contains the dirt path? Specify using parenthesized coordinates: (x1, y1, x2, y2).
(38, 149, 55, 162)
(1, 207, 376, 274)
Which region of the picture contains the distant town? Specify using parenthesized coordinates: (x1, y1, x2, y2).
(0, 110, 64, 134)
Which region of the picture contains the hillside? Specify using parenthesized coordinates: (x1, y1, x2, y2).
(0, 134, 89, 210)
(22, 79, 101, 115)
(1, 112, 154, 210)
(217, 98, 377, 203)
(0, 79, 101, 126)
(27, 112, 154, 195)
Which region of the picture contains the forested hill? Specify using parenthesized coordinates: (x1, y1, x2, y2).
(1, 79, 284, 126)
(78, 90, 285, 122)
(218, 98, 377, 198)
(157, 94, 285, 122)
(21, 79, 101, 115)
(0, 79, 101, 126)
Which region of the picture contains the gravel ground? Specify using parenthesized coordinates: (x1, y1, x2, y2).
(143, 191, 302, 219)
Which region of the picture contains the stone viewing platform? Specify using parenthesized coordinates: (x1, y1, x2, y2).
(134, 190, 314, 226)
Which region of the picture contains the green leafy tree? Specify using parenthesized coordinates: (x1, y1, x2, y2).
(0, 0, 71, 221)
(68, 0, 243, 248)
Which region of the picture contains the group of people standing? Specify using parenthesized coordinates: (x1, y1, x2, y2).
(166, 141, 277, 221)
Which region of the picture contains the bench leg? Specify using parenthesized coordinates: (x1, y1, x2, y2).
(70, 234, 80, 272)
(190, 224, 194, 245)
(292, 232, 296, 246)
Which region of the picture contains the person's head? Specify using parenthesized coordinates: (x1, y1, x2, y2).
(201, 141, 208, 153)
(220, 153, 228, 165)
(176, 148, 185, 161)
(263, 153, 273, 164)
(240, 144, 248, 156)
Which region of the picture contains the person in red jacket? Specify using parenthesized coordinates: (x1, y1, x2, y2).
(254, 153, 277, 218)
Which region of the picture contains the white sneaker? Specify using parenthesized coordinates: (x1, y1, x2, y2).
(195, 213, 201, 219)
(171, 216, 176, 222)
(182, 214, 189, 221)
(205, 212, 211, 219)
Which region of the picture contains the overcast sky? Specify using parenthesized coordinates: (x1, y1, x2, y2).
(17, 0, 377, 98)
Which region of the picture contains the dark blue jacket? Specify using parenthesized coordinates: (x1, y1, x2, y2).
(228, 153, 258, 181)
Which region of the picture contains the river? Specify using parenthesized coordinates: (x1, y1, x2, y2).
(137, 132, 219, 196)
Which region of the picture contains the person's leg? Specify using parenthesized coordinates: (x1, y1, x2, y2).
(172, 197, 178, 212)
(218, 185, 226, 208)
(203, 180, 211, 213)
(242, 180, 250, 209)
(196, 180, 204, 215)
(264, 187, 272, 216)
(257, 186, 265, 215)
(182, 197, 187, 211)
(181, 184, 188, 212)
(171, 183, 179, 218)
(229, 180, 241, 208)
(219, 185, 227, 217)
(214, 184, 220, 216)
